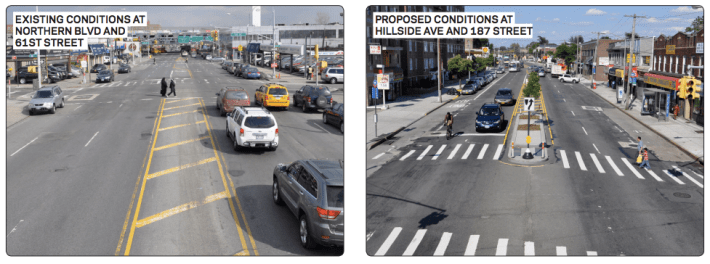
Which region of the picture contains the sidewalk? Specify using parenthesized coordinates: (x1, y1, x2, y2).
(366, 82, 460, 149)
(579, 76, 704, 163)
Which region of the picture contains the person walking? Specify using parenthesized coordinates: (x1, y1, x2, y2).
(168, 78, 176, 96)
(638, 148, 650, 169)
(307, 66, 312, 80)
(160, 77, 167, 97)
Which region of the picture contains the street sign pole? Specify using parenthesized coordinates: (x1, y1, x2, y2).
(372, 85, 378, 137)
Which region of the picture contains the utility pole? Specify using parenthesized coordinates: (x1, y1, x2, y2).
(437, 38, 442, 103)
(624, 14, 646, 110)
(590, 31, 605, 89)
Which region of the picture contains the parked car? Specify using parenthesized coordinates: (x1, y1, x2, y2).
(118, 64, 132, 73)
(206, 55, 213, 60)
(496, 67, 505, 74)
(216, 87, 251, 116)
(96, 70, 115, 83)
(293, 85, 334, 112)
(475, 76, 487, 87)
(460, 80, 479, 95)
(236, 64, 251, 77)
(255, 83, 290, 110)
(538, 69, 546, 77)
(91, 64, 107, 73)
(242, 67, 261, 79)
(272, 159, 344, 249)
(559, 74, 580, 83)
(211, 57, 226, 63)
(28, 86, 65, 115)
(52, 64, 73, 78)
(475, 103, 505, 132)
(226, 106, 279, 150)
(321, 67, 344, 84)
(47, 65, 66, 79)
(494, 88, 515, 106)
(222, 61, 233, 70)
(70, 66, 82, 77)
(323, 103, 344, 134)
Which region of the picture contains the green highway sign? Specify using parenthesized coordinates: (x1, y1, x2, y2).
(231, 33, 246, 37)
(29, 54, 37, 58)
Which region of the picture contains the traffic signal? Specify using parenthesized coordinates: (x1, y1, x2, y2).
(314, 44, 319, 60)
(687, 79, 703, 99)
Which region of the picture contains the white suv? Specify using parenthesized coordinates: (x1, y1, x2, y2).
(226, 107, 279, 151)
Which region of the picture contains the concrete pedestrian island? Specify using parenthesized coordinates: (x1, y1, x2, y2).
(507, 111, 549, 164)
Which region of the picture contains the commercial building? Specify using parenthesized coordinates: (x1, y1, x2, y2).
(580, 39, 622, 82)
(606, 37, 655, 98)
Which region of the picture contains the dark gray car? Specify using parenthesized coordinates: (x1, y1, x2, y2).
(273, 159, 344, 249)
(28, 86, 65, 115)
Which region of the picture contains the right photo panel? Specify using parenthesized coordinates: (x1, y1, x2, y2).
(366, 5, 704, 256)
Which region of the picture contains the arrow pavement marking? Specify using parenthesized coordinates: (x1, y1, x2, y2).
(575, 151, 587, 171)
(462, 144, 475, 159)
(432, 145, 446, 160)
(447, 144, 462, 159)
(417, 145, 433, 160)
(605, 156, 624, 176)
(621, 158, 645, 179)
(400, 150, 416, 161)
(464, 235, 480, 256)
(560, 150, 570, 168)
(402, 229, 427, 256)
(477, 144, 489, 160)
(375, 227, 402, 256)
(590, 154, 605, 173)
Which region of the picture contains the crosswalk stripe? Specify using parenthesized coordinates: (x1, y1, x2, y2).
(575, 151, 587, 171)
(556, 246, 567, 256)
(375, 227, 402, 256)
(417, 145, 433, 160)
(672, 166, 703, 188)
(464, 235, 480, 256)
(645, 168, 664, 182)
(587, 251, 598, 256)
(373, 153, 385, 159)
(605, 156, 624, 176)
(493, 144, 504, 160)
(590, 154, 605, 173)
(400, 150, 416, 161)
(432, 145, 447, 160)
(691, 171, 703, 179)
(462, 144, 475, 159)
(477, 144, 489, 159)
(402, 229, 426, 256)
(447, 144, 462, 159)
(524, 241, 535, 256)
(662, 170, 686, 185)
(495, 238, 508, 256)
(561, 150, 570, 168)
(433, 232, 452, 256)
(621, 158, 645, 179)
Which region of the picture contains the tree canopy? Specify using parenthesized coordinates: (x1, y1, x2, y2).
(554, 43, 577, 66)
(685, 16, 703, 33)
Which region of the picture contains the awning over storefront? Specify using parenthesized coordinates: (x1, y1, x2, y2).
(645, 73, 680, 90)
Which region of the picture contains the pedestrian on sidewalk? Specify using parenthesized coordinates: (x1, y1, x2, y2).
(638, 148, 650, 169)
(307, 66, 312, 80)
(160, 77, 167, 97)
(674, 104, 680, 120)
(168, 78, 176, 96)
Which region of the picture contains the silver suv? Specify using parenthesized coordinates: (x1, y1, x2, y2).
(226, 107, 279, 151)
(273, 159, 344, 249)
(28, 86, 65, 115)
(321, 67, 344, 84)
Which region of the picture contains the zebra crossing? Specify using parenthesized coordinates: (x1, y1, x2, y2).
(371, 227, 598, 256)
(374, 143, 506, 161)
(82, 77, 253, 89)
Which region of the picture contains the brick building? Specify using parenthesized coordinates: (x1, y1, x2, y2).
(580, 39, 622, 81)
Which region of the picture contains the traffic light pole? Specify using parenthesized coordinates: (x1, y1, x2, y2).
(624, 14, 646, 110)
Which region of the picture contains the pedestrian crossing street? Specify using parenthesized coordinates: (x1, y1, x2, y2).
(371, 227, 598, 256)
(373, 143, 506, 161)
(83, 77, 264, 89)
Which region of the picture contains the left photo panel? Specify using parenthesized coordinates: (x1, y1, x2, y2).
(6, 5, 344, 256)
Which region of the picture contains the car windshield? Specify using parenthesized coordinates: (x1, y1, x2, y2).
(244, 116, 275, 128)
(225, 91, 248, 100)
(480, 107, 500, 116)
(99, 70, 111, 75)
(496, 90, 512, 96)
(465, 81, 475, 86)
(268, 88, 287, 95)
(34, 90, 53, 98)
(326, 186, 344, 207)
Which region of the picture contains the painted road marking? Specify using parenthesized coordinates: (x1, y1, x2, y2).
(587, 251, 598, 256)
(164, 97, 199, 104)
(432, 145, 446, 160)
(571, 111, 575, 116)
(593, 144, 600, 154)
(373, 153, 385, 159)
(560, 150, 570, 168)
(556, 246, 567, 256)
(582, 127, 588, 135)
(403, 229, 427, 255)
(691, 171, 703, 179)
(590, 154, 605, 173)
(162, 109, 200, 118)
(74, 88, 83, 93)
(84, 131, 99, 147)
(462, 144, 475, 159)
(575, 151, 587, 171)
(662, 170, 686, 185)
(400, 150, 416, 161)
(436, 133, 505, 137)
(375, 227, 402, 256)
(464, 235, 480, 256)
(141, 98, 152, 101)
(10, 136, 39, 156)
(447, 144, 462, 159)
(493, 144, 504, 160)
(153, 136, 210, 151)
(525, 241, 535, 256)
(162, 102, 201, 111)
(433, 232, 452, 256)
(621, 158, 645, 179)
(672, 166, 703, 188)
(135, 190, 228, 228)
(645, 168, 664, 182)
(146, 157, 217, 180)
(496, 238, 508, 256)
(477, 144, 489, 159)
(158, 121, 207, 132)
(605, 156, 624, 176)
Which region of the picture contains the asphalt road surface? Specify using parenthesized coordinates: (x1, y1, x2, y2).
(366, 64, 703, 256)
(6, 53, 344, 256)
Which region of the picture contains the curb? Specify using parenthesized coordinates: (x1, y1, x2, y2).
(588, 86, 703, 166)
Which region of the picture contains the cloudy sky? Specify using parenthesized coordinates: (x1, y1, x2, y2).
(464, 5, 703, 48)
(7, 6, 343, 28)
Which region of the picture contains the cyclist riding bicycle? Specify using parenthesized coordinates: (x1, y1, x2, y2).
(444, 112, 454, 138)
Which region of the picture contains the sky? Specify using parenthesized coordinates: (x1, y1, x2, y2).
(464, 5, 703, 49)
(6, 6, 344, 28)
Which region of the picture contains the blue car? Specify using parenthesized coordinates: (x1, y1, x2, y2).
(242, 67, 261, 79)
(475, 103, 505, 132)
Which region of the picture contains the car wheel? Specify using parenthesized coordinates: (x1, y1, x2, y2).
(60, 99, 65, 108)
(299, 214, 316, 249)
(340, 121, 344, 134)
(233, 133, 240, 151)
(50, 105, 56, 114)
(20, 78, 26, 84)
(330, 78, 337, 84)
(220, 107, 225, 116)
(302, 103, 308, 113)
(323, 114, 328, 124)
(575, 80, 579, 83)
(272, 177, 284, 205)
(226, 122, 230, 137)
(29, 110, 34, 116)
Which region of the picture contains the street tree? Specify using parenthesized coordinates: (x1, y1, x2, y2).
(685, 16, 703, 33)
(537, 36, 549, 46)
(554, 43, 577, 68)
(447, 55, 475, 78)
(568, 35, 584, 44)
(523, 70, 541, 98)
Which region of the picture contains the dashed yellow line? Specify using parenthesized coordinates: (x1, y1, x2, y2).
(135, 190, 229, 228)
(162, 109, 200, 118)
(158, 121, 206, 132)
(165, 98, 199, 104)
(163, 103, 202, 111)
(153, 136, 210, 151)
(145, 157, 217, 180)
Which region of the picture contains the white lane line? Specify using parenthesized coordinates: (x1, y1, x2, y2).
(605, 156, 624, 176)
(403, 229, 426, 256)
(170, 70, 173, 78)
(119, 103, 123, 108)
(563, 98, 566, 102)
(582, 127, 588, 135)
(74, 88, 83, 93)
(74, 105, 83, 111)
(524, 241, 535, 256)
(462, 144, 475, 159)
(141, 98, 152, 100)
(621, 158, 645, 179)
(372, 153, 385, 159)
(590, 154, 605, 173)
(593, 143, 600, 154)
(663, 169, 686, 185)
(691, 171, 703, 179)
(10, 137, 39, 156)
(575, 151, 588, 171)
(672, 166, 703, 188)
(571, 111, 575, 116)
(84, 131, 99, 147)
(432, 145, 447, 160)
(204, 79, 209, 83)
(447, 144, 462, 159)
(645, 168, 664, 182)
(400, 150, 416, 161)
(493, 144, 504, 160)
(587, 251, 598, 256)
(367, 232, 375, 241)
(107, 101, 112, 103)
(375, 227, 402, 256)
(560, 150, 570, 168)
(556, 246, 567, 256)
(464, 235, 480, 256)
(477, 144, 489, 159)
(417, 145, 433, 160)
(495, 238, 508, 256)
(433, 232, 452, 256)
(314, 123, 329, 132)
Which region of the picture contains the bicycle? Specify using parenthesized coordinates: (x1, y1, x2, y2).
(445, 121, 453, 140)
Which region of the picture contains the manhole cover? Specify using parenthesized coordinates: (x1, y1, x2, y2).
(673, 192, 691, 198)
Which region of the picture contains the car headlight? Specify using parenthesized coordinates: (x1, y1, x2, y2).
(44, 102, 53, 106)
(493, 119, 500, 124)
(476, 120, 482, 123)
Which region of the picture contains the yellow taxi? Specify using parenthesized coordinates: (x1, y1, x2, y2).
(256, 83, 290, 110)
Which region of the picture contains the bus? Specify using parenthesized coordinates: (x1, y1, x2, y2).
(509, 61, 520, 72)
